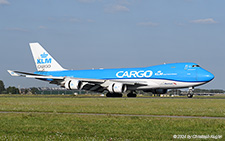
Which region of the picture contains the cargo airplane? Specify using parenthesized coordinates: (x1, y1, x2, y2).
(8, 43, 214, 98)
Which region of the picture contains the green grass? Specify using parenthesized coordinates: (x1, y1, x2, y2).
(0, 96, 224, 140)
(0, 97, 224, 117)
(0, 113, 224, 140)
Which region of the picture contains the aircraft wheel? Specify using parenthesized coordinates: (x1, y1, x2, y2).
(127, 93, 137, 97)
(187, 87, 194, 98)
(106, 93, 112, 97)
(187, 94, 193, 98)
(112, 93, 122, 97)
(115, 93, 123, 97)
(106, 93, 122, 97)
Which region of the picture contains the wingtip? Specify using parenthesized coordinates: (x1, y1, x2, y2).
(7, 70, 19, 76)
(7, 70, 12, 74)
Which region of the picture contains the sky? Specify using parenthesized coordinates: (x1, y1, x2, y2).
(0, 0, 225, 89)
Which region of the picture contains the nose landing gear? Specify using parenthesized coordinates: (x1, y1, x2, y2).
(187, 87, 194, 98)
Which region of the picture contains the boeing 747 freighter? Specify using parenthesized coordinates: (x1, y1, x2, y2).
(8, 43, 214, 98)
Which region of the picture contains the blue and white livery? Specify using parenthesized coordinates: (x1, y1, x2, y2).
(8, 43, 214, 98)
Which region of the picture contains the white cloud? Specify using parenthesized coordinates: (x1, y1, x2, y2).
(190, 18, 218, 24)
(0, 0, 10, 5)
(137, 22, 159, 27)
(105, 4, 129, 13)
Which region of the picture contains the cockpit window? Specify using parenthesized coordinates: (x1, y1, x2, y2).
(192, 65, 200, 67)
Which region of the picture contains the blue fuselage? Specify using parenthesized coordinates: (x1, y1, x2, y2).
(35, 62, 214, 83)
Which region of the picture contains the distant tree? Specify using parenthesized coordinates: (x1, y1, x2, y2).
(25, 89, 29, 94)
(168, 89, 181, 95)
(6, 86, 20, 94)
(209, 89, 224, 93)
(195, 89, 224, 93)
(20, 88, 30, 94)
(0, 80, 5, 94)
(30, 87, 40, 94)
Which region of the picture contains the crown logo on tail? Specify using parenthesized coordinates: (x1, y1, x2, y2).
(40, 52, 48, 58)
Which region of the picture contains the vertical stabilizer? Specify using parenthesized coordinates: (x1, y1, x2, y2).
(29, 43, 65, 71)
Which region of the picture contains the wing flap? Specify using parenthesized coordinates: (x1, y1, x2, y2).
(112, 80, 148, 86)
(66, 77, 105, 83)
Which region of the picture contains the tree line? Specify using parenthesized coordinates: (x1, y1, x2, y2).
(0, 80, 224, 94)
(194, 88, 224, 93)
(0, 80, 57, 94)
(0, 80, 82, 95)
(0, 80, 20, 94)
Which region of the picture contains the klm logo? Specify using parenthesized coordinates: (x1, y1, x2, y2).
(37, 52, 52, 64)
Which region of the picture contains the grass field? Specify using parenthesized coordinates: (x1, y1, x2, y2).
(0, 96, 224, 117)
(0, 96, 224, 140)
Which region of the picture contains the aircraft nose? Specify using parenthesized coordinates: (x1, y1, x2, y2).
(197, 69, 214, 82)
(204, 71, 214, 81)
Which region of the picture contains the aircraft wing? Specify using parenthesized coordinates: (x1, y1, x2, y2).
(7, 70, 106, 82)
(7, 70, 148, 92)
(8, 70, 147, 84)
(8, 70, 64, 80)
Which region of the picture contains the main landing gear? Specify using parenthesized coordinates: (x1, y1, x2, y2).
(106, 93, 123, 97)
(187, 87, 194, 98)
(127, 91, 137, 97)
(105, 91, 137, 97)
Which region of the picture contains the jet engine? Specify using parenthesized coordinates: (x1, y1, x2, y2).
(107, 83, 127, 93)
(64, 79, 82, 90)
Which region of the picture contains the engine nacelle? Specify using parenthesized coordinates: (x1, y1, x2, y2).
(65, 79, 82, 90)
(107, 83, 127, 93)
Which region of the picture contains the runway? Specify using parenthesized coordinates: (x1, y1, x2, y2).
(0, 111, 224, 120)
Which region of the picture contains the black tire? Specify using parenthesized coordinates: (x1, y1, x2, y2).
(106, 93, 112, 97)
(187, 94, 193, 98)
(127, 93, 137, 97)
(115, 93, 123, 97)
(106, 93, 123, 97)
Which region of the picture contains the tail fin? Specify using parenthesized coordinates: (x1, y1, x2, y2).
(29, 43, 65, 71)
